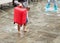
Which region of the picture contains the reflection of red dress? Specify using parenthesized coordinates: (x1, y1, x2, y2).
(14, 7, 27, 25)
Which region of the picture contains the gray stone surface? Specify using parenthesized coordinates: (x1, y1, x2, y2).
(0, 1, 60, 43)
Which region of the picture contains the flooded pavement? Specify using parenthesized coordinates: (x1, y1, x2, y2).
(0, 1, 60, 43)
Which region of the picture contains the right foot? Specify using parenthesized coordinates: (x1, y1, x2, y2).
(23, 29, 27, 32)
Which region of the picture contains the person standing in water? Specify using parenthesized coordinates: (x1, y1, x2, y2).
(13, 0, 30, 32)
(45, 0, 58, 11)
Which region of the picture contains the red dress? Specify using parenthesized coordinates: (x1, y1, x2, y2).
(14, 7, 27, 25)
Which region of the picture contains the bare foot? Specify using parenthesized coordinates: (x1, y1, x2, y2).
(18, 31, 20, 33)
(23, 29, 27, 32)
(23, 28, 29, 32)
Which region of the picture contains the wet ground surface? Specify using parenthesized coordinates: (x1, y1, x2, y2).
(0, 1, 60, 43)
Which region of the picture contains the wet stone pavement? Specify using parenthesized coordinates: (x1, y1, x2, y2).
(0, 2, 60, 43)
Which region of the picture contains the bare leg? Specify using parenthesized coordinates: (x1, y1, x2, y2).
(18, 24, 20, 33)
(23, 23, 27, 32)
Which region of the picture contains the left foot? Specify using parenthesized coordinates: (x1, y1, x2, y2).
(18, 31, 20, 33)
(45, 7, 50, 12)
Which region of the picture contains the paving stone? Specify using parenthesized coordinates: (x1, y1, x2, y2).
(0, 1, 60, 43)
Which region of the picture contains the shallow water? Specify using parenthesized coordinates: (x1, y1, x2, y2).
(0, 1, 60, 43)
